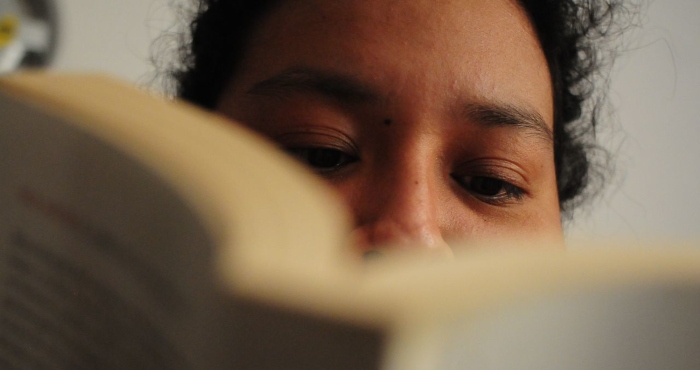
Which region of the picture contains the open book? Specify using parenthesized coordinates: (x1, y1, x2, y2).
(2, 73, 700, 370)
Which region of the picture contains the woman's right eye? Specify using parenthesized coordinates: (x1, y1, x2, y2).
(286, 147, 358, 173)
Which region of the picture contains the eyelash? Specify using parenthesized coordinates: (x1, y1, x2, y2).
(452, 175, 525, 204)
(286, 147, 358, 174)
(286, 145, 525, 205)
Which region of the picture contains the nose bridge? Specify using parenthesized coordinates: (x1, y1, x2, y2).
(354, 141, 450, 253)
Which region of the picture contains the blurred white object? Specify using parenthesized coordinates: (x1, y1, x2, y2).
(0, 0, 58, 73)
(441, 285, 700, 370)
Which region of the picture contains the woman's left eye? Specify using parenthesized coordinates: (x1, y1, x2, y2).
(286, 147, 358, 173)
(454, 175, 525, 203)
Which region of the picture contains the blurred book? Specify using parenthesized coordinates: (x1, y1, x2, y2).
(1, 73, 700, 370)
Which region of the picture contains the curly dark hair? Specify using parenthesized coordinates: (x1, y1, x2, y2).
(168, 0, 626, 220)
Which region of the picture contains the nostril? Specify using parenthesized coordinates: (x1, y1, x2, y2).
(362, 249, 384, 260)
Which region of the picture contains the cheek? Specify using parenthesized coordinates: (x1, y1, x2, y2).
(442, 192, 562, 249)
(326, 176, 373, 221)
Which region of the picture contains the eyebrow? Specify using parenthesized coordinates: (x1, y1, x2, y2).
(247, 67, 553, 143)
(246, 67, 380, 104)
(463, 103, 554, 143)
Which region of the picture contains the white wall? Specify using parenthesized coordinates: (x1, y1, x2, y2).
(51, 0, 179, 85)
(48, 0, 700, 245)
(569, 0, 700, 245)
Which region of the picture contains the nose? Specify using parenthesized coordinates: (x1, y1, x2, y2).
(351, 162, 452, 257)
(352, 218, 452, 258)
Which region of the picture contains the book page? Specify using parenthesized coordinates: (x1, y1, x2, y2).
(0, 90, 218, 369)
(366, 251, 700, 370)
(439, 284, 700, 370)
(0, 73, 373, 370)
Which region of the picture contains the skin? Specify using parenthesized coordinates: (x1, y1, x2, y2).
(217, 0, 564, 255)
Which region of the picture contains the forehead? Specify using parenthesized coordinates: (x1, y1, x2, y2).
(272, 0, 528, 29)
(251, 0, 541, 60)
(235, 0, 552, 125)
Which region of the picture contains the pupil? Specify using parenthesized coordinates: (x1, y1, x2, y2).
(472, 177, 503, 196)
(308, 149, 342, 168)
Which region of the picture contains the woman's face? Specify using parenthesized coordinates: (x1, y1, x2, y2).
(217, 0, 563, 254)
